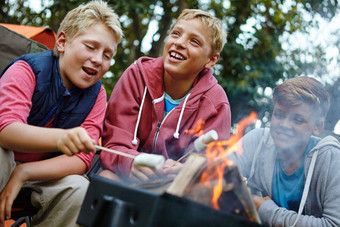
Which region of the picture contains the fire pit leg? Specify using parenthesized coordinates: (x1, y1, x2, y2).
(91, 195, 136, 227)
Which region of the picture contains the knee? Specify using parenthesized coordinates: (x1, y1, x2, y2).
(0, 147, 15, 191)
(62, 175, 89, 206)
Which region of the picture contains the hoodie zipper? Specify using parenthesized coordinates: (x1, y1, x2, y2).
(152, 107, 174, 153)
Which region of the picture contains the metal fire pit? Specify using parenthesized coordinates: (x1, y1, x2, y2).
(77, 175, 263, 227)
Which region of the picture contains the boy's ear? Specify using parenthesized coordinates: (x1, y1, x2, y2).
(56, 32, 67, 53)
(204, 53, 220, 69)
(312, 120, 324, 136)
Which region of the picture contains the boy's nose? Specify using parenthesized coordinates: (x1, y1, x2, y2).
(91, 52, 103, 64)
(280, 118, 292, 128)
(174, 38, 185, 48)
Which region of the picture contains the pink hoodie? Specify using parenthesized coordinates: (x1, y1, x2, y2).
(101, 57, 231, 176)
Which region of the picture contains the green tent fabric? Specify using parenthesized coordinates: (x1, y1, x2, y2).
(0, 25, 48, 73)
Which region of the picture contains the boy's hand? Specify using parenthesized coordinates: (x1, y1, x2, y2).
(252, 195, 270, 210)
(56, 127, 96, 156)
(130, 159, 183, 183)
(0, 165, 28, 225)
(130, 163, 157, 183)
(156, 159, 183, 180)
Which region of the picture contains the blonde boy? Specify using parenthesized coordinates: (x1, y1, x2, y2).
(0, 1, 122, 226)
(100, 9, 231, 183)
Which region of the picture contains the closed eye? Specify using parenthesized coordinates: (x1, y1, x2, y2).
(293, 117, 306, 125)
(103, 53, 112, 60)
(85, 44, 95, 50)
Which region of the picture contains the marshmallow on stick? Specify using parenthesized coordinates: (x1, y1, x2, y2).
(193, 130, 218, 152)
(95, 145, 165, 169)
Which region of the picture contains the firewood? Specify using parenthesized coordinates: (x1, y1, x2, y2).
(166, 153, 261, 224)
(166, 153, 207, 196)
(222, 165, 261, 223)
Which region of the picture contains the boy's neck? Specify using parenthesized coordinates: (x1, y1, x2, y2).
(163, 73, 196, 100)
(277, 144, 307, 174)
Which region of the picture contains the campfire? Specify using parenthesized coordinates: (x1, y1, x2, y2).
(166, 111, 260, 222)
(78, 112, 262, 226)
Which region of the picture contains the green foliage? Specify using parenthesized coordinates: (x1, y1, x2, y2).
(1, 0, 339, 130)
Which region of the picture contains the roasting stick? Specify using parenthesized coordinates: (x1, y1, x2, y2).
(171, 130, 218, 167)
(95, 145, 165, 169)
(95, 145, 135, 158)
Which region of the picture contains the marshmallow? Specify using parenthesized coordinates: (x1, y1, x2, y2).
(194, 130, 218, 152)
(134, 153, 165, 169)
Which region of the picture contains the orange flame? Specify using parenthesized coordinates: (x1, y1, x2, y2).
(185, 119, 205, 136)
(200, 111, 258, 209)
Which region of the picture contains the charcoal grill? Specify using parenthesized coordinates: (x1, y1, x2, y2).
(77, 175, 264, 227)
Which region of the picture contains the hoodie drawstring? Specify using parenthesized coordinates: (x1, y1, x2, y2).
(173, 93, 191, 139)
(132, 86, 148, 145)
(289, 149, 319, 227)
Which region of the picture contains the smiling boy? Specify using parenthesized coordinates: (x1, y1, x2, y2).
(229, 76, 340, 226)
(100, 9, 231, 183)
(0, 1, 122, 226)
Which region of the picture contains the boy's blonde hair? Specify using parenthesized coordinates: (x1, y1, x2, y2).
(54, 1, 123, 56)
(171, 9, 227, 55)
(273, 76, 330, 121)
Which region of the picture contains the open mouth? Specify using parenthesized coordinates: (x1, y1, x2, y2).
(169, 51, 186, 60)
(83, 67, 97, 76)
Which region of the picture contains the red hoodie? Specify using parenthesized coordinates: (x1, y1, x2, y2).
(101, 57, 231, 176)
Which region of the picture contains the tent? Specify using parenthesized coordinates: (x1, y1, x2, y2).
(0, 23, 56, 49)
(0, 23, 56, 73)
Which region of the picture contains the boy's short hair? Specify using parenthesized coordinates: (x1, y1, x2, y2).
(172, 9, 227, 55)
(54, 1, 123, 56)
(273, 76, 330, 120)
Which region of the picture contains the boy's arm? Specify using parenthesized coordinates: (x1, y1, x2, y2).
(0, 61, 106, 157)
(0, 61, 92, 155)
(257, 144, 340, 226)
(0, 123, 95, 155)
(101, 65, 145, 176)
(228, 128, 265, 178)
(76, 86, 107, 170)
(0, 155, 86, 223)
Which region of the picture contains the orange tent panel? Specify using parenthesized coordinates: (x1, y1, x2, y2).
(0, 23, 56, 49)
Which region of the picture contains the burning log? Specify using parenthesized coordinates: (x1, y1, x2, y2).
(166, 154, 207, 196)
(220, 165, 260, 223)
(166, 153, 261, 224)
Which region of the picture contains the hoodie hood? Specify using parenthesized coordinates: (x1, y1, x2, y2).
(311, 136, 340, 153)
(136, 56, 218, 102)
(133, 56, 220, 141)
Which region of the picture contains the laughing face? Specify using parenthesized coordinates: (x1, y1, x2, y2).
(56, 22, 117, 91)
(162, 18, 219, 86)
(270, 102, 322, 154)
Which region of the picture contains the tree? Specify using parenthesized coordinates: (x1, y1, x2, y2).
(1, 0, 339, 133)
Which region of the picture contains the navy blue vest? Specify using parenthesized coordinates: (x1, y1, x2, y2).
(1, 50, 101, 128)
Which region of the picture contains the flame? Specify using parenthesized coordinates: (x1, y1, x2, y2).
(185, 119, 205, 136)
(200, 111, 258, 209)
